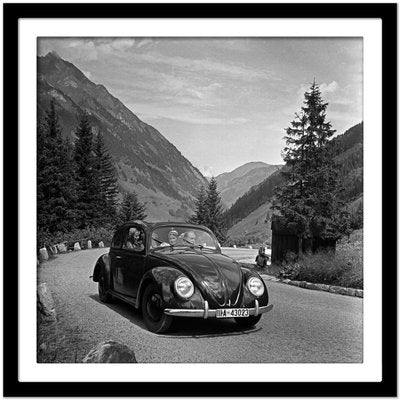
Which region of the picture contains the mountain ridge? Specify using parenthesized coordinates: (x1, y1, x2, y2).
(37, 52, 208, 221)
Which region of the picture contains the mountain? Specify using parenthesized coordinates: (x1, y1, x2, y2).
(225, 122, 363, 243)
(215, 162, 282, 208)
(37, 52, 208, 222)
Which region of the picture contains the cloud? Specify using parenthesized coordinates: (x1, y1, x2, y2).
(134, 52, 276, 82)
(81, 69, 92, 79)
(320, 81, 339, 94)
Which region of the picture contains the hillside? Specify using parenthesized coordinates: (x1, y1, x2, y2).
(225, 122, 363, 243)
(37, 52, 208, 221)
(215, 162, 282, 207)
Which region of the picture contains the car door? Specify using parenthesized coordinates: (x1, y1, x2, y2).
(113, 225, 146, 298)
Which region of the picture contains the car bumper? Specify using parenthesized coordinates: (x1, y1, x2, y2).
(164, 300, 273, 319)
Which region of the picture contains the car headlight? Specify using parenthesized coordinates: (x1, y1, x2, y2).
(174, 277, 194, 299)
(247, 276, 265, 297)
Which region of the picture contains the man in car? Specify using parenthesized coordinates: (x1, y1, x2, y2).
(182, 230, 196, 245)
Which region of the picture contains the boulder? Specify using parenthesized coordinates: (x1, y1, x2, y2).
(305, 282, 318, 291)
(233, 245, 237, 249)
(87, 240, 92, 249)
(98, 241, 104, 248)
(82, 341, 137, 363)
(355, 289, 364, 298)
(52, 245, 58, 254)
(37, 283, 57, 322)
(57, 243, 67, 253)
(74, 242, 81, 251)
(39, 247, 49, 262)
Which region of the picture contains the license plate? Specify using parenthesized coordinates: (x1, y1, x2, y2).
(216, 308, 249, 318)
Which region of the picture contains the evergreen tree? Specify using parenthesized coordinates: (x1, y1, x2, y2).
(189, 185, 207, 224)
(74, 113, 102, 227)
(94, 132, 119, 224)
(204, 177, 226, 244)
(37, 100, 78, 236)
(119, 191, 147, 223)
(273, 80, 350, 250)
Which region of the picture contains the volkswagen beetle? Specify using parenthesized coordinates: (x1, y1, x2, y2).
(92, 221, 273, 333)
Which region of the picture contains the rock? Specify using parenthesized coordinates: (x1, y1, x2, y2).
(52, 245, 58, 254)
(82, 341, 137, 363)
(299, 281, 307, 288)
(39, 247, 49, 262)
(74, 242, 81, 251)
(355, 289, 364, 298)
(57, 243, 67, 253)
(305, 282, 318, 291)
(315, 283, 330, 292)
(346, 288, 356, 297)
(37, 283, 57, 322)
(288, 280, 300, 287)
(233, 245, 237, 248)
(282, 279, 291, 284)
(87, 240, 92, 249)
(98, 241, 104, 248)
(248, 245, 253, 249)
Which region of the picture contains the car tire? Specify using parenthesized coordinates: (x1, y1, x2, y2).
(98, 270, 112, 303)
(234, 314, 262, 328)
(142, 283, 173, 333)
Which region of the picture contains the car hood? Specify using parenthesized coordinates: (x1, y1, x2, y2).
(156, 250, 243, 307)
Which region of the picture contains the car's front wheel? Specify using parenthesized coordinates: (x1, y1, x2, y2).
(98, 270, 112, 303)
(142, 283, 173, 333)
(234, 314, 262, 328)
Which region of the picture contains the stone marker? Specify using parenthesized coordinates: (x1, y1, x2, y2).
(74, 242, 81, 251)
(98, 241, 104, 248)
(39, 247, 49, 262)
(87, 240, 92, 249)
(57, 243, 67, 253)
(37, 283, 57, 322)
(82, 341, 137, 363)
(233, 245, 237, 248)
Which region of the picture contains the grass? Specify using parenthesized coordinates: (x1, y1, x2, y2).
(277, 230, 363, 289)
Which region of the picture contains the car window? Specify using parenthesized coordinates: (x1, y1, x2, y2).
(111, 229, 125, 249)
(150, 226, 219, 251)
(122, 227, 145, 252)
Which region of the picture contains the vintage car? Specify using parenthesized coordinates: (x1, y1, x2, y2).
(92, 221, 273, 333)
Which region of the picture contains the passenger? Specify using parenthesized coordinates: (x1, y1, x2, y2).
(168, 229, 179, 246)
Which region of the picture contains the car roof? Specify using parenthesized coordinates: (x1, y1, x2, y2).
(119, 220, 208, 231)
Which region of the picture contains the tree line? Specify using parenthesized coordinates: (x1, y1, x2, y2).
(37, 100, 146, 247)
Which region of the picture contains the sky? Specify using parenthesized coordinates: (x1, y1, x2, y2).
(38, 37, 362, 176)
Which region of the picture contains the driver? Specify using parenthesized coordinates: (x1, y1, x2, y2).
(183, 230, 196, 245)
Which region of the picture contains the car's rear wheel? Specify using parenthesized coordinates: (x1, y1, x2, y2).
(98, 270, 112, 303)
(142, 283, 173, 333)
(234, 314, 262, 328)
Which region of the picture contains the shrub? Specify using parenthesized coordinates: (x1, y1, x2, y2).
(279, 242, 363, 289)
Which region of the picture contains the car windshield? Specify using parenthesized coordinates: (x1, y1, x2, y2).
(150, 226, 219, 251)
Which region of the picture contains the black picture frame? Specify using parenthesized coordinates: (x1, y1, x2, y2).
(3, 2, 397, 397)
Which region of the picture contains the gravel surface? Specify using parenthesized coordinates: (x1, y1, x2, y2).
(37, 248, 363, 363)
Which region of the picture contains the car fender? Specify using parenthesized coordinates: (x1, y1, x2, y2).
(92, 253, 111, 284)
(240, 266, 270, 306)
(135, 267, 204, 310)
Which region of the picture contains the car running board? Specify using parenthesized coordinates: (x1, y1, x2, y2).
(109, 290, 137, 307)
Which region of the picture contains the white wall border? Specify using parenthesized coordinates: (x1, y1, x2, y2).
(19, 18, 381, 382)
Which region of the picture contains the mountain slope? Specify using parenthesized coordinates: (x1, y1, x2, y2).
(226, 122, 363, 242)
(215, 162, 282, 207)
(37, 52, 208, 221)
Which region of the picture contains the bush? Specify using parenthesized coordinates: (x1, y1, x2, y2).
(279, 242, 363, 289)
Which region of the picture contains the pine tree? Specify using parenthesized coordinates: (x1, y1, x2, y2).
(189, 185, 207, 224)
(204, 177, 226, 244)
(74, 113, 102, 227)
(273, 80, 350, 249)
(37, 100, 78, 236)
(119, 191, 147, 223)
(94, 132, 119, 224)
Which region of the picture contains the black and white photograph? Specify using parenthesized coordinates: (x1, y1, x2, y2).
(4, 2, 396, 396)
(36, 36, 364, 363)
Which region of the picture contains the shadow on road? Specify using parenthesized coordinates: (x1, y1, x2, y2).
(89, 294, 261, 338)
